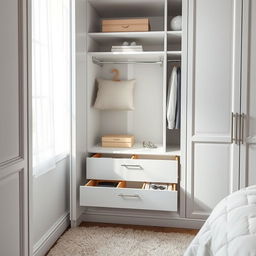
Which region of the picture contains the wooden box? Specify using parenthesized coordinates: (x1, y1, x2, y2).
(102, 18, 150, 32)
(101, 135, 135, 148)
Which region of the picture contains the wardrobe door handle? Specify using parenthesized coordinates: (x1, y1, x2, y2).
(241, 113, 245, 144)
(231, 112, 235, 143)
(121, 164, 143, 170)
(231, 112, 239, 144)
(235, 113, 240, 145)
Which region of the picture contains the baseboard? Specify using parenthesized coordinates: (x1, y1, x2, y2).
(33, 212, 70, 256)
(71, 213, 83, 228)
(81, 208, 205, 229)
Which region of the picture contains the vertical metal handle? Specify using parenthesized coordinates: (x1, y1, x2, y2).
(235, 113, 239, 144)
(231, 112, 239, 144)
(231, 112, 235, 143)
(240, 113, 245, 144)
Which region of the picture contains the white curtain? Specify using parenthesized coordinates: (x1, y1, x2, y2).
(32, 0, 70, 176)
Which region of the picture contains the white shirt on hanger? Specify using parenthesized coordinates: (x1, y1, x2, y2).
(167, 66, 177, 129)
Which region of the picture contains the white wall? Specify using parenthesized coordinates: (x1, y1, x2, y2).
(33, 157, 70, 255)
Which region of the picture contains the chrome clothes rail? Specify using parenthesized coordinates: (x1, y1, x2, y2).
(92, 56, 163, 66)
(92, 57, 181, 66)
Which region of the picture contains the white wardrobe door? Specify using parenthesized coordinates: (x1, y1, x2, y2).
(186, 0, 242, 219)
(0, 0, 28, 255)
(240, 0, 256, 187)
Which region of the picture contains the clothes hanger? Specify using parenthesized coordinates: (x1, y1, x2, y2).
(111, 69, 120, 81)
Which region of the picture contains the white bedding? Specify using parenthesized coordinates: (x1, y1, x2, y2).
(184, 185, 256, 256)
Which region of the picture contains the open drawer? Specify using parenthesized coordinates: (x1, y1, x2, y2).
(80, 180, 178, 212)
(87, 154, 178, 183)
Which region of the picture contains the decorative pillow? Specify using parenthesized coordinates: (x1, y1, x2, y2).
(94, 79, 135, 111)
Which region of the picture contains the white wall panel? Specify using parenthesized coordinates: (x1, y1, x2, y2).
(0, 0, 21, 164)
(0, 0, 28, 255)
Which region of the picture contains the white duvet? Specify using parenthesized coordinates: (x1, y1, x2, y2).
(184, 185, 256, 256)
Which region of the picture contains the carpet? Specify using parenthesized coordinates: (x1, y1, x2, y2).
(47, 226, 195, 256)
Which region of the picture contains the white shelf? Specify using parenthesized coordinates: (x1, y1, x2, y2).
(167, 31, 182, 43)
(88, 31, 165, 45)
(88, 143, 181, 156)
(88, 51, 165, 62)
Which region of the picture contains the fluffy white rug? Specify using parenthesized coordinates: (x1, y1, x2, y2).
(47, 226, 194, 256)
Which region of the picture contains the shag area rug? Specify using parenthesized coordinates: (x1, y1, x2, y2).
(47, 226, 194, 256)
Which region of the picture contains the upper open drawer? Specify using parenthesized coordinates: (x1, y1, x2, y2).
(87, 154, 178, 183)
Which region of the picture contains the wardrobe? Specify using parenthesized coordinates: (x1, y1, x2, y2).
(186, 0, 256, 220)
(70, 0, 256, 228)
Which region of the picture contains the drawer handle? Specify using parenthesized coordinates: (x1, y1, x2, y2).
(121, 164, 143, 170)
(118, 194, 141, 199)
(121, 25, 130, 28)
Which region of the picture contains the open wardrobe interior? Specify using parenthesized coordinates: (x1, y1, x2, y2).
(72, 0, 187, 225)
(1, 0, 256, 255)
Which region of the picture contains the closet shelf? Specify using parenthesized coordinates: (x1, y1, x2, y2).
(88, 51, 165, 62)
(88, 144, 181, 156)
(88, 31, 165, 45)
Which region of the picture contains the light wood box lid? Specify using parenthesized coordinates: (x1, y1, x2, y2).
(102, 18, 149, 26)
(102, 135, 135, 143)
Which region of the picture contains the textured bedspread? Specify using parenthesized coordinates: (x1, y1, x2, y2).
(184, 185, 256, 256)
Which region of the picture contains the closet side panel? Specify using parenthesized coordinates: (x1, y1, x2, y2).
(186, 0, 242, 219)
(240, 0, 256, 187)
(71, 0, 87, 225)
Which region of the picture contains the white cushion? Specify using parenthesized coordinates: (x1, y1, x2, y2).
(94, 79, 135, 111)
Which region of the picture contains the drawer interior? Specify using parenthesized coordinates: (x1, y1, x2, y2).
(85, 180, 177, 192)
(85, 180, 119, 188)
(91, 153, 178, 161)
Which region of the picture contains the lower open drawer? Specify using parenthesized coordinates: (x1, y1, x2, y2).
(80, 180, 178, 212)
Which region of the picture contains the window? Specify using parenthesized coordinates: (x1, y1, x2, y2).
(32, 0, 70, 176)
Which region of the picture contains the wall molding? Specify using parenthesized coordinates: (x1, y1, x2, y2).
(33, 212, 70, 256)
(81, 208, 204, 229)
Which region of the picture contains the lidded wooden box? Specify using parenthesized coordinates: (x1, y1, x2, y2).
(102, 18, 150, 32)
(101, 135, 135, 148)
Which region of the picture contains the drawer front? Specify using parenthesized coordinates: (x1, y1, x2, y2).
(80, 185, 177, 211)
(87, 158, 178, 183)
(102, 24, 149, 32)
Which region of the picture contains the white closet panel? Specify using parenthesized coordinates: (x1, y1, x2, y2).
(240, 0, 256, 187)
(0, 0, 28, 254)
(192, 143, 231, 216)
(187, 0, 242, 219)
(0, 0, 20, 163)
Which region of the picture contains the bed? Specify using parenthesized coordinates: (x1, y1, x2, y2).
(184, 185, 256, 256)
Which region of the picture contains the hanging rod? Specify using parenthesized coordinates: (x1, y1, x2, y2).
(92, 56, 163, 67)
(167, 59, 181, 62)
